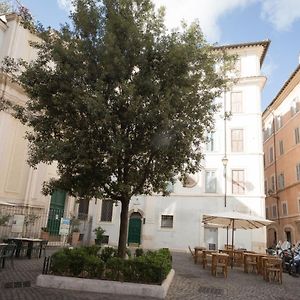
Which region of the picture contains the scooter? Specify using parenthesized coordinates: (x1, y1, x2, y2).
(288, 246, 300, 277)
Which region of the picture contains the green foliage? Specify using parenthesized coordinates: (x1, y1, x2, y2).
(2, 0, 234, 257)
(50, 249, 71, 275)
(0, 1, 13, 15)
(50, 247, 171, 284)
(93, 226, 106, 242)
(135, 248, 144, 257)
(84, 255, 104, 278)
(0, 214, 10, 226)
(100, 246, 117, 263)
(105, 248, 172, 284)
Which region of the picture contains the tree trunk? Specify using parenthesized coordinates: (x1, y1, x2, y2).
(118, 198, 129, 258)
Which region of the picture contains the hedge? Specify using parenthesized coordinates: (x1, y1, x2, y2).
(49, 246, 172, 284)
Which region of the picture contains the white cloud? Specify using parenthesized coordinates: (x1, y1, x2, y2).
(261, 60, 278, 78)
(57, 0, 73, 12)
(152, 0, 258, 42)
(260, 0, 300, 31)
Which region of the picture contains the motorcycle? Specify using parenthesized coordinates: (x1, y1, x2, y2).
(288, 245, 300, 277)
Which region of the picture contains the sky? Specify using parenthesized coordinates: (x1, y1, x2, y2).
(13, 0, 300, 110)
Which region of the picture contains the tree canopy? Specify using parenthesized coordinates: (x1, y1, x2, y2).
(2, 0, 234, 256)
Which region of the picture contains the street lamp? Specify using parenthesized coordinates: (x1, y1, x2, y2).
(222, 156, 229, 207)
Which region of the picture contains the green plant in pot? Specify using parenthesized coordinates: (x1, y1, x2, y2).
(93, 226, 105, 245)
(40, 226, 49, 240)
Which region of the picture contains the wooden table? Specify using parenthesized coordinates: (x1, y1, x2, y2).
(194, 246, 206, 264)
(243, 252, 265, 273)
(6, 238, 43, 259)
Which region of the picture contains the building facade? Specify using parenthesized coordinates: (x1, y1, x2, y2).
(87, 41, 270, 252)
(263, 64, 300, 247)
(0, 14, 76, 240)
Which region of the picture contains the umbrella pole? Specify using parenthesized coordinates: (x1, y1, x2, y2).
(226, 226, 229, 246)
(231, 219, 235, 269)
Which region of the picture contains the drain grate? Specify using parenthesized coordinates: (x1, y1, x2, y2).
(3, 281, 31, 289)
(199, 286, 225, 296)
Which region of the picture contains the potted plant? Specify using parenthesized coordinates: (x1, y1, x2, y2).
(93, 226, 106, 245)
(40, 227, 49, 240)
(71, 228, 80, 246)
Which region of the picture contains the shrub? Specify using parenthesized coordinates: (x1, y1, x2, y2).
(50, 249, 71, 275)
(135, 248, 144, 257)
(105, 257, 125, 281)
(93, 226, 106, 244)
(81, 245, 101, 256)
(84, 255, 104, 278)
(68, 247, 87, 276)
(100, 246, 117, 263)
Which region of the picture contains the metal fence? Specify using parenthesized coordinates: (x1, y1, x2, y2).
(0, 204, 93, 246)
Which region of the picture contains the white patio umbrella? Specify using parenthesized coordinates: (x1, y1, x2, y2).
(202, 211, 273, 251)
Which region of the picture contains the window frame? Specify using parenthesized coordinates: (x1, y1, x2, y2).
(296, 163, 300, 182)
(231, 129, 244, 152)
(295, 127, 300, 144)
(232, 169, 245, 195)
(279, 140, 284, 155)
(160, 215, 174, 229)
(230, 91, 243, 113)
(100, 200, 114, 222)
(205, 170, 217, 193)
(282, 202, 288, 216)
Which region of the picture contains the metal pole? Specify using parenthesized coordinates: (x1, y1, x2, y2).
(231, 219, 235, 269)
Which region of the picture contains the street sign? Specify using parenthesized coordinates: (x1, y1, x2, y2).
(59, 218, 70, 235)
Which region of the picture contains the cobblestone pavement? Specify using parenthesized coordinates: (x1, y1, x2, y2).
(0, 249, 300, 300)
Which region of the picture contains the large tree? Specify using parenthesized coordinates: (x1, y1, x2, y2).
(2, 0, 233, 257)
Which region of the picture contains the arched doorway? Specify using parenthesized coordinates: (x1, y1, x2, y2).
(128, 212, 142, 245)
(267, 228, 277, 247)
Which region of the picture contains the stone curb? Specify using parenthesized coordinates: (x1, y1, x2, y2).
(36, 269, 175, 299)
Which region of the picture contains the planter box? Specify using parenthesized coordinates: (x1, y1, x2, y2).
(36, 269, 175, 299)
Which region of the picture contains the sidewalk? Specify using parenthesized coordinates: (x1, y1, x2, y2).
(0, 249, 300, 300)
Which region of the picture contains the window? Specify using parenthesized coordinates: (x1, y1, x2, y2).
(291, 97, 299, 116)
(264, 180, 268, 195)
(272, 205, 277, 219)
(161, 215, 173, 228)
(278, 173, 285, 190)
(78, 199, 89, 220)
(270, 175, 275, 193)
(231, 129, 244, 152)
(295, 127, 300, 144)
(231, 92, 243, 113)
(282, 202, 288, 216)
(276, 115, 282, 130)
(265, 207, 269, 219)
(232, 170, 245, 194)
(279, 140, 284, 155)
(206, 131, 215, 152)
(269, 146, 274, 163)
(296, 163, 300, 181)
(298, 198, 300, 212)
(205, 170, 217, 193)
(235, 57, 241, 75)
(100, 200, 113, 222)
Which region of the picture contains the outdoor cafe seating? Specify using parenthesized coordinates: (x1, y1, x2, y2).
(0, 243, 16, 269)
(211, 253, 229, 278)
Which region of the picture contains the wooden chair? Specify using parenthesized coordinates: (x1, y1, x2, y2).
(0, 244, 16, 269)
(244, 254, 259, 273)
(188, 246, 195, 261)
(233, 250, 244, 267)
(202, 250, 216, 269)
(211, 253, 229, 278)
(265, 258, 282, 284)
(224, 244, 234, 251)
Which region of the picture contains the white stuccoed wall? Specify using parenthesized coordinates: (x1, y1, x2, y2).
(94, 43, 268, 252)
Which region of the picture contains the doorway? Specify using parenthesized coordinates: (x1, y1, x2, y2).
(128, 212, 142, 245)
(47, 190, 66, 235)
(204, 227, 218, 250)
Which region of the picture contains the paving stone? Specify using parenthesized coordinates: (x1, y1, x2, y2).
(1, 249, 300, 299)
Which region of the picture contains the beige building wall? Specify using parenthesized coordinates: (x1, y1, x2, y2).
(263, 65, 300, 246)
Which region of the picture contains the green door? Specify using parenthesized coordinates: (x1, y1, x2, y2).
(128, 218, 142, 244)
(47, 190, 66, 235)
